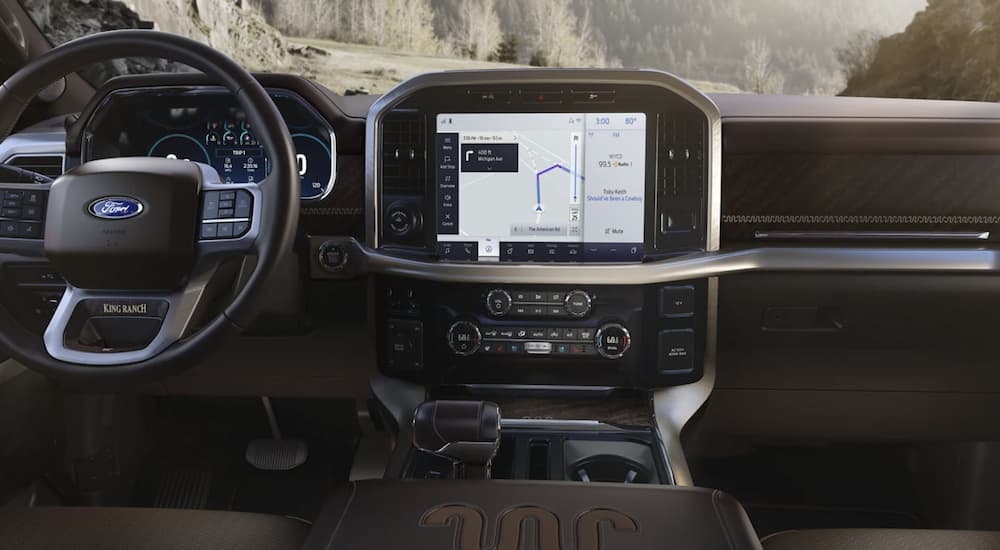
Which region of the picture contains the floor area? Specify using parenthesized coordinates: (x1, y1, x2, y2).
(130, 397, 359, 522)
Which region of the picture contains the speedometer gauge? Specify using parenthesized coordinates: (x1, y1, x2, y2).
(146, 134, 211, 164)
(293, 133, 334, 200)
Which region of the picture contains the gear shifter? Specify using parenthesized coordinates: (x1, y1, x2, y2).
(412, 400, 501, 479)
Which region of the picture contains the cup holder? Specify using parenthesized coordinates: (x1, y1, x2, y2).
(563, 440, 660, 484)
(570, 455, 653, 483)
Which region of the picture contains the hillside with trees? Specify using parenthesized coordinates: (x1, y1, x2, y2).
(841, 0, 1000, 100)
(254, 0, 924, 94)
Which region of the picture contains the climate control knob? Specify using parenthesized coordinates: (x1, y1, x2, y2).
(485, 289, 512, 316)
(447, 321, 482, 356)
(595, 323, 631, 359)
(564, 289, 593, 317)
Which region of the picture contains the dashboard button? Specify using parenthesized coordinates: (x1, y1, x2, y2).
(482, 327, 500, 339)
(485, 289, 512, 316)
(562, 328, 578, 340)
(525, 342, 552, 355)
(595, 323, 631, 359)
(546, 328, 562, 340)
(447, 321, 481, 356)
(545, 305, 566, 317)
(528, 305, 546, 316)
(18, 222, 41, 238)
(468, 90, 511, 103)
(520, 90, 564, 104)
(511, 290, 530, 302)
(571, 90, 616, 104)
(511, 305, 529, 316)
(498, 328, 515, 339)
(658, 329, 694, 372)
(317, 242, 347, 270)
(514, 327, 530, 339)
(564, 290, 592, 317)
(528, 328, 547, 339)
(660, 285, 695, 317)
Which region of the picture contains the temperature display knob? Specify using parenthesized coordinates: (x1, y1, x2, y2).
(595, 323, 631, 359)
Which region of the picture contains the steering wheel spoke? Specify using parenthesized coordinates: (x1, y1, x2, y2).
(0, 182, 50, 256)
(41, 258, 222, 366)
(196, 164, 263, 257)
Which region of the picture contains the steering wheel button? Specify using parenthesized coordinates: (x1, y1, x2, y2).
(218, 208, 234, 218)
(5, 190, 23, 200)
(234, 191, 252, 218)
(0, 221, 17, 236)
(200, 223, 217, 239)
(202, 191, 220, 218)
(232, 221, 250, 237)
(3, 199, 20, 208)
(216, 222, 234, 238)
(2, 207, 22, 218)
(24, 192, 42, 205)
(218, 199, 234, 209)
(220, 190, 236, 201)
(23, 206, 41, 220)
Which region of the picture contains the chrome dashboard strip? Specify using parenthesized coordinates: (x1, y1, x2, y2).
(755, 230, 991, 241)
(337, 239, 1000, 285)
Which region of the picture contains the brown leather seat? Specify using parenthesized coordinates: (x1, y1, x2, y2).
(762, 528, 1000, 550)
(0, 506, 309, 550)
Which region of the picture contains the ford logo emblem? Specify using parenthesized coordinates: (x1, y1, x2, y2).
(88, 197, 143, 220)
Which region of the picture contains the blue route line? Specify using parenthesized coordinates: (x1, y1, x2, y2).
(534, 160, 584, 212)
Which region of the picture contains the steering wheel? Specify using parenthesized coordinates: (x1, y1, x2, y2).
(0, 30, 299, 385)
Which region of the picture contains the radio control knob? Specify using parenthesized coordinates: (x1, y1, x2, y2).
(564, 289, 592, 317)
(447, 321, 481, 356)
(485, 289, 512, 316)
(595, 323, 631, 359)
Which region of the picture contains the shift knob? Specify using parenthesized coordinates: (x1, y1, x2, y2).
(412, 400, 501, 479)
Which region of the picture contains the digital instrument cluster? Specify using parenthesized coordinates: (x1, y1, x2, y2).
(83, 88, 336, 200)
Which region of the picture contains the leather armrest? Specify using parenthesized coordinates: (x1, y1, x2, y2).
(303, 479, 762, 550)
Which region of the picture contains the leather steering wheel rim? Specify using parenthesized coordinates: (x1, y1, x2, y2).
(0, 30, 299, 386)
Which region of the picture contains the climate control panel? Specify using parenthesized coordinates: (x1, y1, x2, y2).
(446, 320, 630, 360)
(376, 277, 708, 389)
(485, 288, 592, 318)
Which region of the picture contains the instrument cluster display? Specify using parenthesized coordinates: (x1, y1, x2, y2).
(84, 88, 336, 200)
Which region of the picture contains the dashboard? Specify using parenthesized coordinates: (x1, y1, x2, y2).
(4, 67, 1000, 441)
(82, 87, 336, 201)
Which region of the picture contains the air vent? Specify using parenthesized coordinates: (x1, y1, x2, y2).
(6, 155, 64, 181)
(658, 116, 705, 198)
(381, 111, 426, 195)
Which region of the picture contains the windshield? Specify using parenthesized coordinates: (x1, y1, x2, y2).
(19, 0, 959, 100)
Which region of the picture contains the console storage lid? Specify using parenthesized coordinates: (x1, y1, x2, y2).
(304, 479, 762, 550)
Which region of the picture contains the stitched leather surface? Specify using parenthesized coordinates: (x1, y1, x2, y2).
(303, 479, 764, 550)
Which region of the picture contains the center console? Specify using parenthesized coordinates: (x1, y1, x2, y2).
(367, 70, 718, 390)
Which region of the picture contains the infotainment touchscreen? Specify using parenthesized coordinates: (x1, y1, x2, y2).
(435, 113, 646, 262)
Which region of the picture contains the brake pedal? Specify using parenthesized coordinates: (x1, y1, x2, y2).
(246, 397, 308, 471)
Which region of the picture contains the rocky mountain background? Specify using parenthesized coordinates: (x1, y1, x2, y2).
(841, 0, 1000, 101)
(24, 0, 995, 102)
